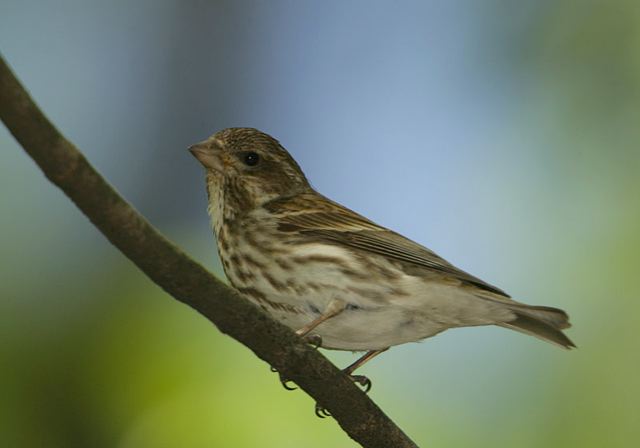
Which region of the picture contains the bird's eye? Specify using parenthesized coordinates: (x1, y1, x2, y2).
(243, 152, 260, 166)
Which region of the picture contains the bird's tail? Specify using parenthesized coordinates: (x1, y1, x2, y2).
(498, 304, 576, 349)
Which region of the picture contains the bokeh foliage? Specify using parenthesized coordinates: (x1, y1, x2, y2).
(1, 1, 639, 446)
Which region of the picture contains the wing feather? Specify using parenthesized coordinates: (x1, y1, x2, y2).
(266, 194, 509, 297)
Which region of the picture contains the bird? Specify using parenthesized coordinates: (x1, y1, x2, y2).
(189, 127, 574, 396)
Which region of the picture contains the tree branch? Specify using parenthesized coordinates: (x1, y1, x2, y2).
(0, 54, 418, 448)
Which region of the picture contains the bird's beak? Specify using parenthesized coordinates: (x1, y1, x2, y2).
(188, 140, 224, 173)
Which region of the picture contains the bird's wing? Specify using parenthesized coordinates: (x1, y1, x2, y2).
(266, 193, 510, 297)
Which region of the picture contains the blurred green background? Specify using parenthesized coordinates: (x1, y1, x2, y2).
(1, 1, 639, 447)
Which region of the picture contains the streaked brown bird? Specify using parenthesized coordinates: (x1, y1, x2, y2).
(189, 127, 574, 396)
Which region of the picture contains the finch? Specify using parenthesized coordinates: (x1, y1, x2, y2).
(189, 127, 574, 387)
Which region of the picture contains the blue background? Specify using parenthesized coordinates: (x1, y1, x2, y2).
(2, 1, 639, 446)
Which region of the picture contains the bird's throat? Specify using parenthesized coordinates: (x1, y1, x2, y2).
(206, 171, 229, 237)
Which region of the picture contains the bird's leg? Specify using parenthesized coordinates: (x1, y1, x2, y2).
(295, 298, 347, 345)
(342, 348, 389, 393)
(275, 299, 346, 392)
(314, 348, 390, 418)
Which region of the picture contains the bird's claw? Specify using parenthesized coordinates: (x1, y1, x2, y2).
(312, 374, 370, 418)
(303, 333, 322, 349)
(315, 403, 332, 418)
(349, 374, 372, 393)
(280, 375, 297, 390)
(270, 366, 297, 391)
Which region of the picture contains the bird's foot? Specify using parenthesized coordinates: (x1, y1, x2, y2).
(315, 402, 331, 418)
(269, 366, 297, 391)
(302, 333, 322, 349)
(348, 374, 372, 393)
(313, 373, 371, 418)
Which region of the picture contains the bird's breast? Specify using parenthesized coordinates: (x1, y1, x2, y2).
(216, 219, 407, 315)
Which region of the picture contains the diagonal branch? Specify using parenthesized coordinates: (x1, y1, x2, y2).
(0, 54, 418, 448)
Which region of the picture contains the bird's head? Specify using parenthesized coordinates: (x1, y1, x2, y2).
(190, 128, 310, 211)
